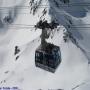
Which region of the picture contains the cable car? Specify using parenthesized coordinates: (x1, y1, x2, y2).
(35, 43, 61, 73)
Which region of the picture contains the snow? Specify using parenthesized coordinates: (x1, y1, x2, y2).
(0, 30, 89, 90)
(0, 0, 90, 90)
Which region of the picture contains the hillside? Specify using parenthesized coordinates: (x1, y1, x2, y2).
(0, 0, 90, 90)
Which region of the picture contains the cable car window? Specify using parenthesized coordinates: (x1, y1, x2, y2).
(35, 51, 43, 63)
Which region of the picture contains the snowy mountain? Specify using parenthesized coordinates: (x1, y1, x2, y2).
(0, 0, 90, 90)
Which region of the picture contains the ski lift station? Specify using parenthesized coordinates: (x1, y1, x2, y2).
(35, 43, 61, 73)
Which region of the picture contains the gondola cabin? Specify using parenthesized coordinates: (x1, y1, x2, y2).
(35, 43, 61, 73)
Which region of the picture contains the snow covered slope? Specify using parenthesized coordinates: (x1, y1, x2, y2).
(0, 0, 90, 90)
(48, 0, 90, 63)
